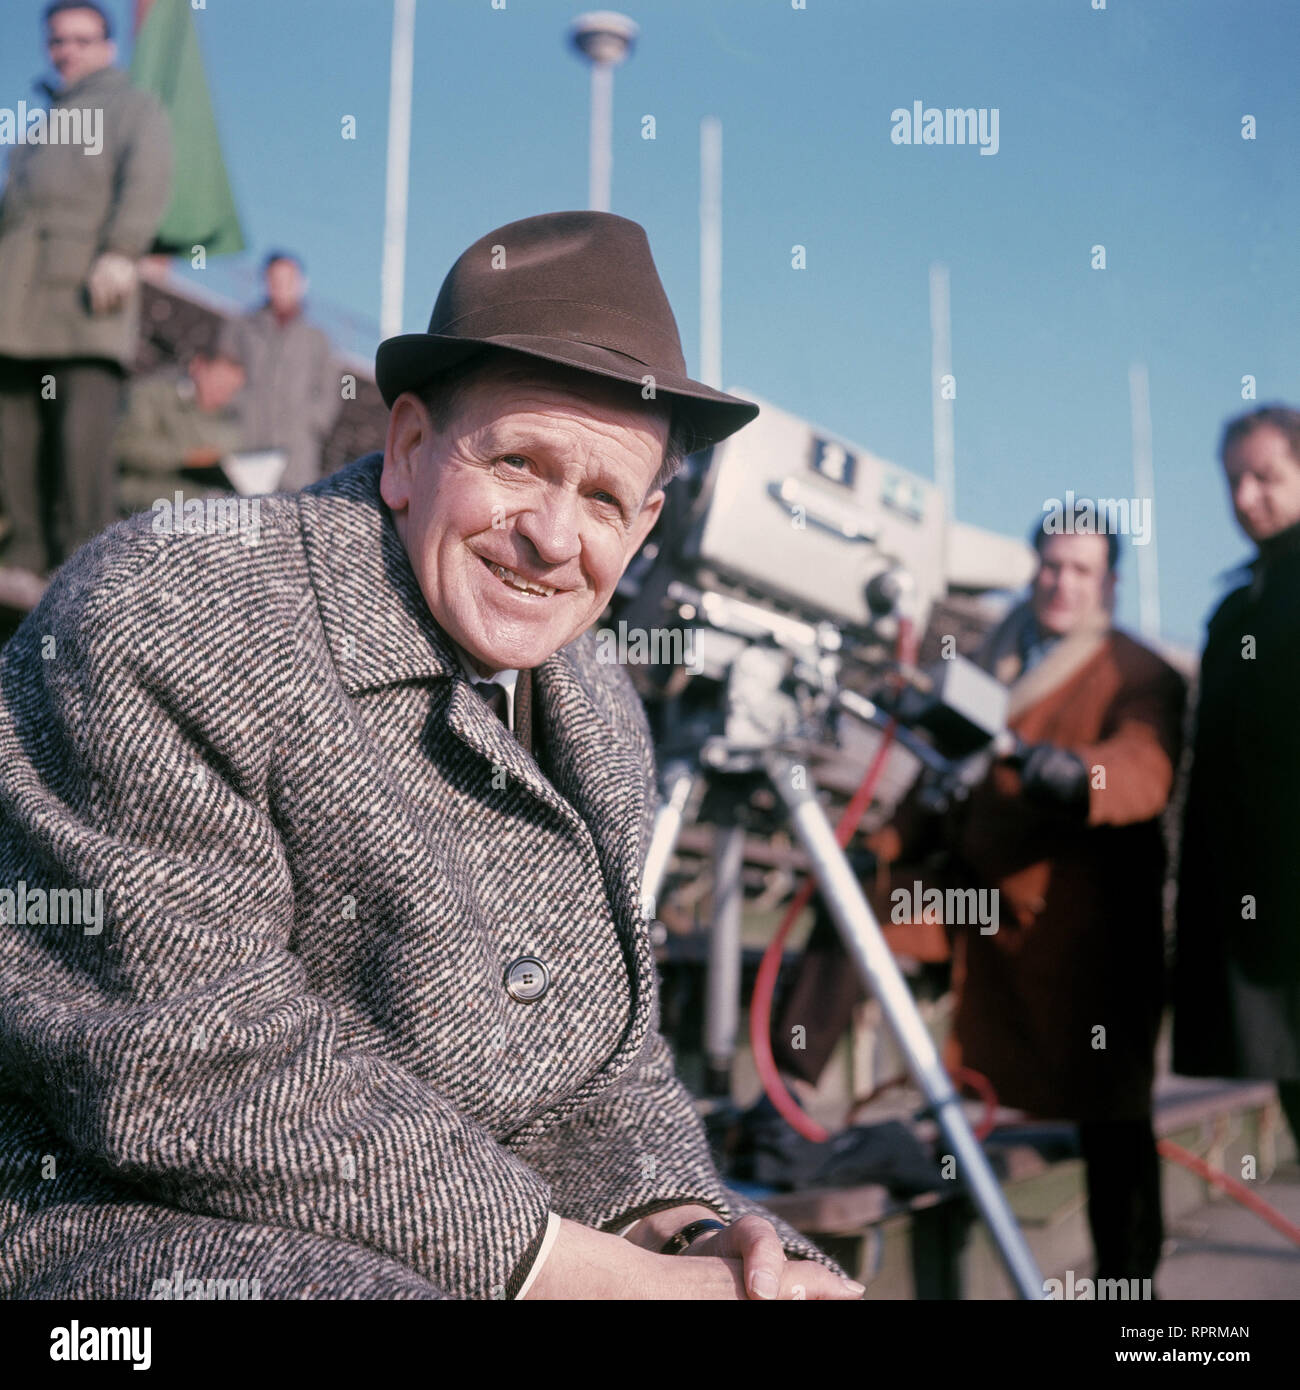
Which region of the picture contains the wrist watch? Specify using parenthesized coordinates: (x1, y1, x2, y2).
(660, 1218, 727, 1255)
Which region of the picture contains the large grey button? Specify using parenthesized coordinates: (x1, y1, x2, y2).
(504, 956, 549, 1003)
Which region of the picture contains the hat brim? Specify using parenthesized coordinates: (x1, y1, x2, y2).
(374, 332, 758, 451)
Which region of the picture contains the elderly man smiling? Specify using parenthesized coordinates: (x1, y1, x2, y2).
(0, 212, 861, 1301)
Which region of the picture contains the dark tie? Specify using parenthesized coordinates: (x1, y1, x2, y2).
(471, 671, 541, 762)
(473, 680, 510, 728)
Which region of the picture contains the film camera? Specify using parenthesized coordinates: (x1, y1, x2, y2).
(614, 390, 1020, 808)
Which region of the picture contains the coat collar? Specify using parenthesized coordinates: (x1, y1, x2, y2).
(976, 598, 1111, 721)
(296, 454, 649, 914)
(297, 452, 461, 691)
(46, 65, 126, 105)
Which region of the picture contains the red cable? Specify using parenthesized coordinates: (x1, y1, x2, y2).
(1157, 1138, 1300, 1247)
(849, 1067, 999, 1142)
(748, 716, 897, 1142)
(748, 617, 919, 1143)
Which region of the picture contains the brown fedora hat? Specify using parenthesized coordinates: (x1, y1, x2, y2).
(374, 211, 758, 450)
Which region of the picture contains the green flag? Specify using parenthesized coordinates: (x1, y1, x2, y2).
(130, 0, 245, 256)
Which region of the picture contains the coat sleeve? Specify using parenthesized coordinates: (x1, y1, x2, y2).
(98, 94, 172, 260)
(1072, 658, 1186, 828)
(0, 554, 552, 1301)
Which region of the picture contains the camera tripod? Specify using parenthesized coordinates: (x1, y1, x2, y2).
(637, 586, 1044, 1300)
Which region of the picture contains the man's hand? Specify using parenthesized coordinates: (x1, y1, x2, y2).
(1018, 742, 1090, 819)
(86, 251, 137, 314)
(682, 1212, 865, 1300)
(523, 1214, 865, 1299)
(184, 446, 225, 469)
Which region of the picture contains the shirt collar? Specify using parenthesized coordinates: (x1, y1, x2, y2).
(1019, 613, 1062, 671)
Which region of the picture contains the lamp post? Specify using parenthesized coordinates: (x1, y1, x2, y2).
(569, 11, 638, 212)
(380, 0, 417, 340)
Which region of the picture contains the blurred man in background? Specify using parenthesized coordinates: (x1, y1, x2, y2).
(1174, 406, 1300, 1154)
(772, 507, 1186, 1286)
(0, 0, 170, 585)
(114, 335, 245, 517)
(219, 250, 339, 489)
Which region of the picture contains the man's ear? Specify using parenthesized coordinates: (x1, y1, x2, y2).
(380, 393, 430, 515)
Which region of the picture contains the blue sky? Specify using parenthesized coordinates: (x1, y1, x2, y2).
(3, 0, 1295, 647)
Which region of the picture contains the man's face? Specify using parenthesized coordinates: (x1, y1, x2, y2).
(265, 260, 304, 316)
(190, 355, 246, 413)
(1222, 424, 1300, 544)
(46, 7, 114, 88)
(380, 360, 668, 675)
(1030, 532, 1114, 636)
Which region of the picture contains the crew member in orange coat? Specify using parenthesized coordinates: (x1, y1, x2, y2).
(773, 508, 1186, 1284)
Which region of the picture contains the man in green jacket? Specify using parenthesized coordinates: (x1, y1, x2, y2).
(114, 342, 247, 518)
(0, 1, 171, 580)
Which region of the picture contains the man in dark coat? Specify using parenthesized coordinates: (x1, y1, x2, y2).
(0, 1, 171, 579)
(0, 211, 861, 1301)
(1173, 406, 1300, 1150)
(773, 513, 1186, 1283)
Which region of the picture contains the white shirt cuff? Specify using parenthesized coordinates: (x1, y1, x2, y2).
(515, 1210, 562, 1299)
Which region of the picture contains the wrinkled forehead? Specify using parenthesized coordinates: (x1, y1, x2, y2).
(456, 358, 670, 439)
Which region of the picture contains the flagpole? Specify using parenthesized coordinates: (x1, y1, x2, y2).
(699, 117, 722, 389)
(381, 0, 416, 340)
(1129, 362, 1161, 642)
(930, 262, 955, 521)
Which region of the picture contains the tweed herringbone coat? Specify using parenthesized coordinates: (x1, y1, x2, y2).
(0, 453, 845, 1300)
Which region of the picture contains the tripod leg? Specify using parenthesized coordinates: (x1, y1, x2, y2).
(640, 760, 697, 918)
(764, 752, 1044, 1300)
(705, 824, 746, 1096)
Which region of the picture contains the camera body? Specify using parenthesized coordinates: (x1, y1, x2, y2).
(680, 390, 947, 641)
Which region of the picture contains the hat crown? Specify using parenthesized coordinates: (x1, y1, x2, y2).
(373, 209, 759, 449)
(426, 211, 687, 374)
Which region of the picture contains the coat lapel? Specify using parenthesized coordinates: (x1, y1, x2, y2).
(533, 641, 649, 935)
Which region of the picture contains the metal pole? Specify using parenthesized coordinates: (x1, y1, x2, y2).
(705, 824, 746, 1096)
(699, 117, 723, 389)
(641, 762, 697, 919)
(1129, 363, 1161, 642)
(588, 60, 613, 211)
(930, 263, 955, 521)
(380, 0, 417, 340)
(766, 752, 1044, 1299)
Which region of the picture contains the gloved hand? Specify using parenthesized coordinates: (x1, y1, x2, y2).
(1018, 742, 1091, 819)
(86, 251, 137, 314)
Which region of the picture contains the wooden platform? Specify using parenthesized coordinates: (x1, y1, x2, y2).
(748, 1076, 1294, 1297)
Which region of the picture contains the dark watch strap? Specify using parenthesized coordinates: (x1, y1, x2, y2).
(660, 1218, 727, 1255)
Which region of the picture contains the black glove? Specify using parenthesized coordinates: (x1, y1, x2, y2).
(1018, 743, 1091, 819)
